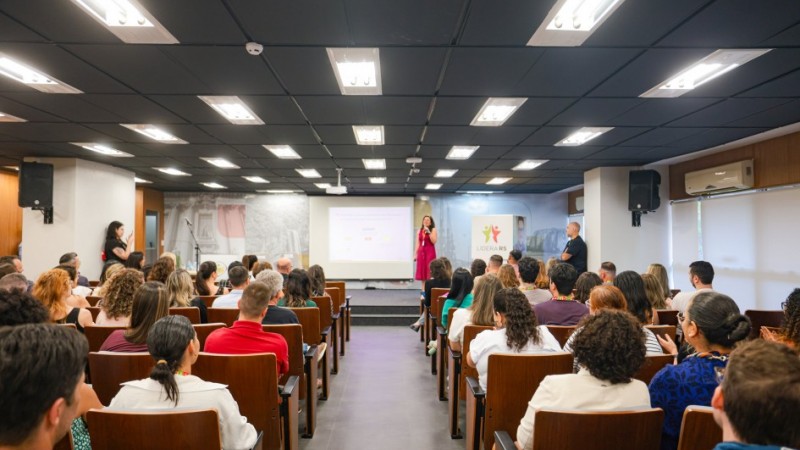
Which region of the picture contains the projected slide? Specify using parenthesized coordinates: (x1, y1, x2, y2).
(329, 207, 412, 262)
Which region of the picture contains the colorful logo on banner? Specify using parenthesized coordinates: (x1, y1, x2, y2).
(481, 225, 501, 243)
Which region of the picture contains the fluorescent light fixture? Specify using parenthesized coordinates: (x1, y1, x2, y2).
(425, 183, 442, 190)
(263, 145, 301, 159)
(121, 124, 187, 144)
(555, 127, 613, 146)
(201, 182, 226, 189)
(369, 177, 386, 184)
(314, 183, 332, 189)
(459, 191, 501, 194)
(487, 177, 512, 185)
(295, 168, 321, 178)
(362, 158, 386, 170)
(640, 49, 772, 98)
(134, 177, 150, 183)
(242, 176, 269, 183)
(197, 96, 263, 125)
(71, 142, 133, 157)
(155, 167, 190, 176)
(4, 166, 19, 171)
(258, 189, 299, 194)
(0, 54, 82, 94)
(513, 159, 549, 171)
(470, 98, 527, 126)
(201, 157, 239, 169)
(446, 146, 480, 160)
(0, 111, 26, 122)
(435, 169, 458, 178)
(528, 0, 627, 46)
(352, 125, 385, 145)
(326, 48, 382, 95)
(69, 0, 178, 44)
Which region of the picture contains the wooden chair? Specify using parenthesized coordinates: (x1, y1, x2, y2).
(194, 352, 300, 450)
(88, 280, 100, 287)
(448, 324, 492, 439)
(88, 351, 153, 405)
(207, 307, 239, 327)
(325, 281, 349, 342)
(466, 352, 574, 450)
(312, 295, 339, 375)
(656, 310, 679, 326)
(86, 409, 223, 450)
(494, 409, 664, 450)
(545, 325, 577, 348)
(86, 295, 102, 306)
(645, 325, 677, 343)
(436, 307, 457, 401)
(57, 323, 77, 330)
(198, 295, 218, 309)
(84, 325, 126, 352)
(428, 290, 449, 372)
(169, 307, 201, 324)
(324, 286, 346, 356)
(87, 306, 100, 322)
(193, 323, 226, 351)
(745, 310, 784, 339)
(676, 406, 722, 450)
(635, 354, 675, 384)
(291, 307, 330, 403)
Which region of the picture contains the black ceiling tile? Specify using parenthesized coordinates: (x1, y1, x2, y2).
(520, 127, 573, 146)
(85, 123, 219, 144)
(608, 98, 721, 127)
(725, 99, 800, 128)
(327, 144, 415, 159)
(295, 97, 365, 125)
(0, 1, 123, 43)
(162, 145, 244, 159)
(83, 95, 187, 124)
(459, 0, 550, 45)
(0, 96, 68, 122)
(146, 95, 226, 124)
(582, 147, 655, 162)
(2, 93, 125, 123)
(620, 127, 706, 147)
(685, 49, 800, 98)
(0, 123, 105, 142)
(738, 68, 800, 97)
(0, 12, 47, 42)
(345, 0, 464, 45)
(669, 127, 770, 152)
(429, 97, 492, 126)
(423, 126, 536, 146)
(363, 97, 431, 125)
(381, 48, 449, 96)
(760, 22, 800, 46)
(260, 125, 320, 145)
(438, 48, 545, 96)
(417, 145, 509, 160)
(0, 142, 74, 157)
(588, 127, 652, 147)
(263, 47, 340, 95)
(638, 147, 695, 161)
(315, 125, 422, 145)
(547, 146, 605, 160)
(550, 99, 645, 126)
(504, 98, 576, 127)
(500, 146, 555, 159)
(142, 0, 245, 44)
(229, 1, 350, 45)
(584, 0, 707, 47)
(240, 96, 307, 125)
(668, 98, 793, 127)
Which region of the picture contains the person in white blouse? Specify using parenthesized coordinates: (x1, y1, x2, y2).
(515, 310, 651, 450)
(109, 315, 257, 450)
(466, 288, 562, 391)
(448, 274, 502, 351)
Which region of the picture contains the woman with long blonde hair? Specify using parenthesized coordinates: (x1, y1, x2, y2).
(166, 269, 208, 323)
(498, 264, 520, 289)
(448, 274, 503, 352)
(33, 269, 94, 332)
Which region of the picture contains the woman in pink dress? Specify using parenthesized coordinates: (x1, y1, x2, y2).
(415, 215, 438, 288)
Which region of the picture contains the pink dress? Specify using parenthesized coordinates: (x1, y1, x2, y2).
(415, 228, 437, 281)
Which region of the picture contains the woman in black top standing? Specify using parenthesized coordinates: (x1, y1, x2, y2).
(104, 221, 134, 264)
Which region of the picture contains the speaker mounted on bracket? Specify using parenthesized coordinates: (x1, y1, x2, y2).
(628, 170, 661, 227)
(18, 162, 54, 224)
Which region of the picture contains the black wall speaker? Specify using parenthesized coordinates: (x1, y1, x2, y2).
(18, 162, 54, 208)
(629, 170, 661, 212)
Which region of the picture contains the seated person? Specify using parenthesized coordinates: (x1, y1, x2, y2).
(212, 266, 250, 308)
(59, 252, 91, 289)
(441, 268, 475, 328)
(0, 273, 29, 293)
(516, 310, 651, 450)
(256, 270, 300, 325)
(518, 257, 551, 306)
(448, 274, 502, 352)
(614, 271, 665, 354)
(761, 287, 799, 349)
(410, 258, 451, 331)
(467, 288, 561, 391)
(109, 316, 257, 450)
(205, 282, 290, 375)
(95, 268, 144, 326)
(277, 269, 317, 308)
(33, 269, 94, 332)
(573, 271, 602, 304)
(55, 265, 91, 309)
(101, 281, 170, 352)
(534, 263, 588, 326)
(166, 269, 208, 323)
(0, 287, 49, 325)
(710, 339, 800, 450)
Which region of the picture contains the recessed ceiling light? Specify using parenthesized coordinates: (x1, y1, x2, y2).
(4, 166, 19, 171)
(314, 183, 332, 189)
(326, 48, 382, 95)
(263, 145, 301, 159)
(155, 167, 190, 176)
(446, 146, 480, 160)
(555, 127, 613, 146)
(197, 96, 264, 125)
(71, 142, 133, 157)
(258, 189, 299, 194)
(134, 177, 151, 183)
(425, 183, 442, 190)
(528, 0, 628, 46)
(352, 125, 385, 145)
(369, 177, 386, 184)
(640, 49, 772, 98)
(69, 0, 178, 44)
(0, 54, 82, 94)
(513, 159, 549, 171)
(435, 169, 458, 178)
(0, 111, 26, 122)
(487, 177, 512, 185)
(362, 159, 386, 170)
(121, 124, 188, 144)
(459, 191, 501, 195)
(242, 176, 269, 183)
(470, 98, 527, 126)
(201, 157, 240, 169)
(296, 168, 321, 178)
(201, 182, 226, 189)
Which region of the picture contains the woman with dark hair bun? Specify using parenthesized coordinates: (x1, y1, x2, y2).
(649, 291, 751, 450)
(104, 220, 134, 263)
(109, 315, 257, 449)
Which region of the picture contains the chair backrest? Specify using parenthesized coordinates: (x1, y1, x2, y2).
(86, 409, 221, 450)
(744, 310, 784, 339)
(86, 295, 102, 306)
(194, 352, 280, 448)
(462, 325, 493, 387)
(532, 409, 664, 450)
(84, 325, 127, 352)
(88, 280, 100, 287)
(193, 323, 226, 351)
(634, 354, 675, 384)
(656, 310, 679, 326)
(290, 307, 322, 346)
(485, 353, 574, 450)
(169, 307, 201, 324)
(430, 288, 449, 318)
(446, 307, 457, 332)
(207, 308, 239, 327)
(87, 306, 100, 322)
(88, 352, 153, 405)
(545, 325, 577, 348)
(312, 296, 334, 332)
(57, 323, 77, 330)
(676, 406, 722, 450)
(324, 287, 343, 312)
(263, 324, 306, 401)
(326, 281, 346, 299)
(645, 325, 677, 343)
(198, 295, 218, 309)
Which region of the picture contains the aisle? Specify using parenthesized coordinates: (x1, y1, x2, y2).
(299, 326, 464, 450)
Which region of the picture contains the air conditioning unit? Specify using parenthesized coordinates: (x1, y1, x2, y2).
(685, 160, 754, 196)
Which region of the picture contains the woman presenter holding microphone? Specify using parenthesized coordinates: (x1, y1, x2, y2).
(415, 215, 438, 290)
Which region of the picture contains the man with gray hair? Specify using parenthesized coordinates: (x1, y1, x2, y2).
(255, 270, 299, 325)
(0, 274, 29, 293)
(58, 252, 89, 288)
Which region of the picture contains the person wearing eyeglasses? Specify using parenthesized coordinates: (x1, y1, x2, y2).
(761, 288, 799, 349)
(649, 292, 751, 450)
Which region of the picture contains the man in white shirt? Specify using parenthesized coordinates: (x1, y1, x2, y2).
(212, 266, 250, 308)
(671, 261, 715, 313)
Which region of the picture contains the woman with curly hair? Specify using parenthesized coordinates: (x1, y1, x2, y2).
(147, 256, 175, 284)
(278, 269, 318, 308)
(762, 288, 800, 349)
(96, 268, 144, 326)
(92, 262, 124, 297)
(515, 310, 650, 450)
(449, 274, 503, 351)
(466, 288, 561, 390)
(33, 269, 94, 332)
(498, 264, 519, 289)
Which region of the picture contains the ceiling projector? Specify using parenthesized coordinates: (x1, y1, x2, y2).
(326, 185, 347, 195)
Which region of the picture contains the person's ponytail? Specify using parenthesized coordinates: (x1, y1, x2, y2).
(689, 292, 752, 348)
(146, 315, 195, 406)
(149, 358, 181, 405)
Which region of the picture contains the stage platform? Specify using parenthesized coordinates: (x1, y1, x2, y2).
(348, 289, 421, 326)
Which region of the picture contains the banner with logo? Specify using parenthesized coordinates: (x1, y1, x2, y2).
(471, 215, 519, 262)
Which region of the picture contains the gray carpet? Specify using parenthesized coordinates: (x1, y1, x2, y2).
(348, 289, 422, 307)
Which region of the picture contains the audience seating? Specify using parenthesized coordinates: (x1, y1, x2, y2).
(435, 307, 456, 401)
(88, 351, 153, 405)
(291, 307, 330, 403)
(645, 325, 677, 343)
(744, 310, 784, 339)
(656, 310, 679, 326)
(634, 354, 675, 384)
(84, 325, 126, 352)
(545, 325, 577, 348)
(448, 324, 492, 439)
(56, 323, 77, 330)
(324, 286, 345, 356)
(87, 306, 100, 322)
(207, 307, 239, 327)
(169, 307, 201, 324)
(197, 295, 218, 309)
(194, 323, 226, 351)
(494, 408, 664, 450)
(194, 352, 300, 450)
(88, 280, 100, 287)
(86, 295, 102, 306)
(325, 281, 349, 342)
(86, 409, 226, 450)
(676, 406, 722, 450)
(312, 295, 338, 375)
(465, 353, 574, 450)
(428, 290, 449, 373)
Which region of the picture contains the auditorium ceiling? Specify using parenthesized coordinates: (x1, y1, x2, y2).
(0, 0, 799, 194)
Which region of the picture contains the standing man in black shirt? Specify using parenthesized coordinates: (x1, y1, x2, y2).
(561, 222, 587, 274)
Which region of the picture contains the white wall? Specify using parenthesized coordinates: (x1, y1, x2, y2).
(21, 158, 135, 281)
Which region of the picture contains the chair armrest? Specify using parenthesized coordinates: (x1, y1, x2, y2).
(494, 431, 516, 450)
(304, 345, 319, 360)
(249, 431, 264, 450)
(437, 325, 447, 336)
(321, 326, 331, 337)
(280, 375, 300, 399)
(332, 312, 341, 320)
(466, 376, 485, 399)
